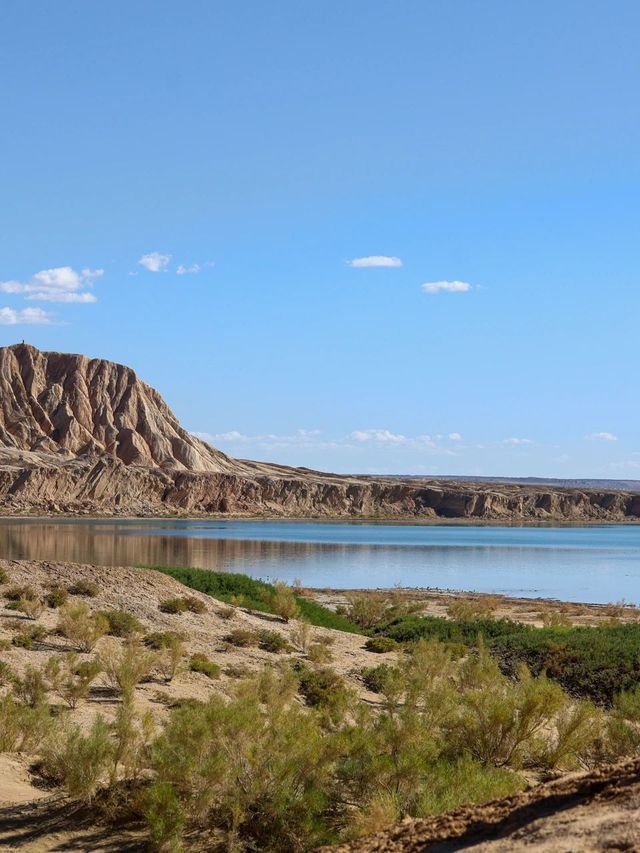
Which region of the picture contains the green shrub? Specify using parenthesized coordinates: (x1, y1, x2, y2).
(189, 654, 221, 679)
(99, 639, 158, 700)
(364, 637, 399, 654)
(100, 609, 143, 637)
(68, 579, 99, 598)
(12, 665, 48, 707)
(41, 716, 114, 801)
(362, 663, 396, 694)
(297, 665, 350, 711)
(0, 566, 9, 585)
(58, 603, 109, 652)
(0, 692, 52, 751)
(307, 642, 333, 663)
(44, 654, 102, 709)
(258, 630, 290, 653)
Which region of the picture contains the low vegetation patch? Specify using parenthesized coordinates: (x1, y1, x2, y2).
(67, 580, 99, 598)
(146, 566, 362, 632)
(189, 654, 221, 679)
(375, 614, 640, 705)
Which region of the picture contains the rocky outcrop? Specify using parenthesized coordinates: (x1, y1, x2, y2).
(0, 343, 639, 521)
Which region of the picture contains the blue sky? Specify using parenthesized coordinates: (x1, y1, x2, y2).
(0, 1, 638, 477)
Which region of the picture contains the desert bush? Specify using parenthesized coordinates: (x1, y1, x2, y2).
(157, 634, 185, 683)
(364, 637, 399, 654)
(447, 597, 498, 622)
(12, 665, 48, 707)
(224, 663, 251, 679)
(217, 606, 236, 620)
(147, 688, 336, 851)
(183, 595, 207, 614)
(0, 692, 52, 751)
(224, 628, 258, 647)
(58, 602, 109, 652)
(159, 597, 189, 614)
(99, 639, 158, 700)
(451, 647, 568, 768)
(110, 699, 156, 785)
(100, 609, 143, 637)
(4, 584, 37, 602)
(262, 580, 299, 622)
(189, 654, 221, 679)
(143, 631, 183, 650)
(257, 629, 290, 653)
(0, 566, 8, 585)
(341, 590, 421, 631)
(0, 660, 14, 685)
(41, 715, 114, 801)
(307, 642, 333, 663)
(290, 620, 313, 653)
(44, 653, 102, 709)
(296, 665, 351, 714)
(15, 596, 45, 620)
(12, 624, 47, 648)
(45, 585, 69, 608)
(362, 663, 396, 694)
(539, 608, 572, 627)
(68, 579, 99, 598)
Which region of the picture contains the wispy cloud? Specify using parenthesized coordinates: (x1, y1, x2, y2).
(0, 267, 101, 304)
(0, 306, 53, 325)
(176, 263, 201, 275)
(421, 280, 472, 295)
(587, 431, 618, 442)
(138, 252, 171, 272)
(347, 256, 403, 268)
(502, 437, 533, 446)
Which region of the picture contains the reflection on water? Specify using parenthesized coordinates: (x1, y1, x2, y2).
(0, 518, 639, 604)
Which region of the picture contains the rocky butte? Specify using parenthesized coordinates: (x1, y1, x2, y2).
(0, 342, 638, 520)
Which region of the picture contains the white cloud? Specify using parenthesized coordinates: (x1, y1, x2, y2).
(0, 266, 100, 304)
(0, 306, 53, 325)
(138, 252, 171, 272)
(347, 256, 403, 268)
(587, 432, 618, 442)
(421, 280, 472, 295)
(502, 437, 533, 446)
(448, 432, 462, 441)
(176, 263, 201, 275)
(350, 429, 408, 444)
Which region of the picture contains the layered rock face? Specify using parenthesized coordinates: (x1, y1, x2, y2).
(0, 343, 239, 472)
(0, 343, 638, 521)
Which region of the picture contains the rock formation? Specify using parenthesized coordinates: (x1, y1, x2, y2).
(0, 343, 639, 520)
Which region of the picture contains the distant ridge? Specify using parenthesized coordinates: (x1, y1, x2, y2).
(387, 475, 640, 492)
(0, 343, 638, 521)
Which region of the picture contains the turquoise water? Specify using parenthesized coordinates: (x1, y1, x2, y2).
(1, 518, 639, 604)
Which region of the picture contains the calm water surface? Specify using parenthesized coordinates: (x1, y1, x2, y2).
(1, 518, 639, 604)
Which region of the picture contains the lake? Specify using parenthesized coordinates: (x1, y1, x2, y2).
(0, 518, 639, 604)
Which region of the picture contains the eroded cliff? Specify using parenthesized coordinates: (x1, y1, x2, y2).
(0, 343, 638, 521)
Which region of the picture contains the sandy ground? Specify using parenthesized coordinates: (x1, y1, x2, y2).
(306, 586, 640, 627)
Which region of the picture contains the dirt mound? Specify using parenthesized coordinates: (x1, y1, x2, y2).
(326, 758, 640, 852)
